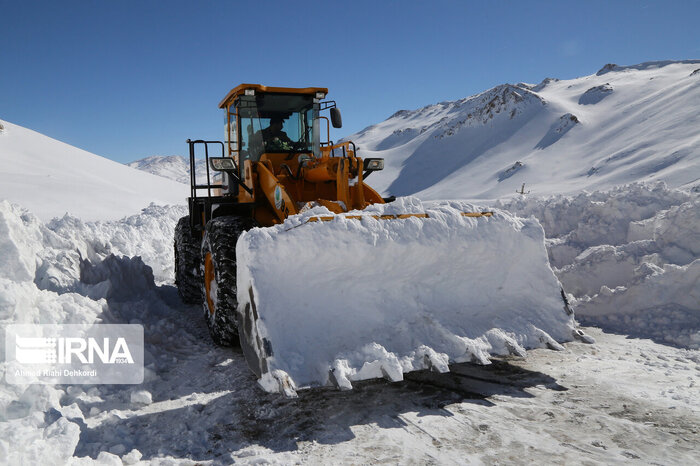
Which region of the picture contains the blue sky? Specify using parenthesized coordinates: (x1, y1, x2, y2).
(1, 0, 698, 163)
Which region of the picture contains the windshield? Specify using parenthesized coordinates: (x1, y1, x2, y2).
(238, 93, 318, 161)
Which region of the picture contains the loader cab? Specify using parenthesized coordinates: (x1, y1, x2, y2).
(221, 86, 326, 162)
(237, 95, 320, 161)
(219, 85, 329, 201)
(186, 83, 384, 234)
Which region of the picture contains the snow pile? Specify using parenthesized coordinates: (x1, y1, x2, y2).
(0, 200, 184, 463)
(129, 390, 153, 405)
(237, 197, 576, 393)
(499, 183, 692, 266)
(0, 118, 186, 221)
(0, 203, 97, 463)
(0, 200, 184, 326)
(45, 203, 187, 285)
(499, 183, 700, 348)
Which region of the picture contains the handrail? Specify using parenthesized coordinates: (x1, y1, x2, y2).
(318, 116, 331, 145)
(186, 139, 226, 199)
(320, 140, 358, 158)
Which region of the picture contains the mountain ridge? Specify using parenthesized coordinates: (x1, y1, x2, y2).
(348, 60, 700, 199)
(127, 60, 700, 200)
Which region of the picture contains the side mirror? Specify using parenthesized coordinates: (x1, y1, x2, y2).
(330, 107, 343, 128)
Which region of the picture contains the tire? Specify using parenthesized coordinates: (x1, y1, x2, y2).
(200, 215, 257, 346)
(174, 216, 202, 304)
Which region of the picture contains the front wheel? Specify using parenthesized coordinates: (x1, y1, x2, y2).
(200, 216, 256, 346)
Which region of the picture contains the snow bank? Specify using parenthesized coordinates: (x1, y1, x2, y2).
(0, 200, 184, 463)
(0, 198, 183, 328)
(46, 203, 187, 285)
(237, 197, 576, 393)
(500, 183, 700, 348)
(0, 412, 80, 465)
(575, 260, 700, 348)
(498, 183, 693, 267)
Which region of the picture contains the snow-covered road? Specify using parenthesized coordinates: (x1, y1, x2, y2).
(71, 301, 700, 465)
(1, 182, 699, 464)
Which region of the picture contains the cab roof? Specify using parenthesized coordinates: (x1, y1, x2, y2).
(218, 84, 329, 109)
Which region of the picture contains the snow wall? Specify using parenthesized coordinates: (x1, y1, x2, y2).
(0, 200, 185, 463)
(500, 183, 700, 349)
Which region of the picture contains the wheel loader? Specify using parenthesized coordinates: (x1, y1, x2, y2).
(174, 84, 582, 396)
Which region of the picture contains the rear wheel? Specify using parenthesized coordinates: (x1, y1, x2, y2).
(174, 216, 202, 304)
(201, 215, 256, 346)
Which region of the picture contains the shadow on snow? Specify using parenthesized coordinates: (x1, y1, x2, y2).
(65, 258, 567, 462)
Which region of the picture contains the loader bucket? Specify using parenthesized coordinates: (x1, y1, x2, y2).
(235, 198, 576, 395)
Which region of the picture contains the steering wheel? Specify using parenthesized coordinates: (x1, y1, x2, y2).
(283, 141, 310, 160)
(291, 141, 309, 151)
(265, 138, 289, 151)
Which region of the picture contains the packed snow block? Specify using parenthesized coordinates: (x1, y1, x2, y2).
(0, 416, 80, 465)
(575, 259, 700, 349)
(0, 201, 44, 282)
(627, 198, 700, 264)
(130, 390, 153, 405)
(236, 199, 575, 393)
(121, 449, 143, 465)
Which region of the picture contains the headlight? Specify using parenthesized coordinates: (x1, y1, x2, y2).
(363, 158, 384, 171)
(209, 157, 237, 171)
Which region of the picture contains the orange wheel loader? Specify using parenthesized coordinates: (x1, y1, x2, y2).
(174, 84, 579, 396)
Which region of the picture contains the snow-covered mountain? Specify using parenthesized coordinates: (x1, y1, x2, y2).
(0, 119, 187, 220)
(349, 60, 700, 199)
(128, 61, 700, 201)
(126, 155, 206, 185)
